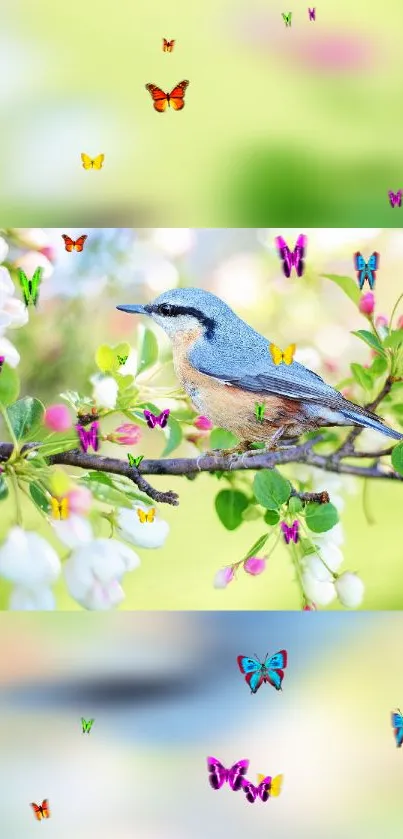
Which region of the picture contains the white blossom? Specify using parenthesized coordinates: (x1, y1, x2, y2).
(0, 527, 61, 587)
(335, 572, 365, 608)
(301, 569, 336, 606)
(116, 505, 169, 549)
(63, 538, 140, 610)
(90, 374, 118, 409)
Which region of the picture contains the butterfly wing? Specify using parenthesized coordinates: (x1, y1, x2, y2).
(269, 774, 283, 797)
(88, 421, 99, 452)
(162, 38, 168, 51)
(293, 234, 307, 276)
(281, 522, 291, 544)
(353, 252, 366, 289)
(227, 760, 249, 790)
(18, 269, 31, 306)
(256, 775, 272, 802)
(167, 40, 175, 51)
(168, 80, 189, 110)
(237, 655, 264, 693)
(283, 343, 296, 365)
(291, 520, 299, 542)
(73, 235, 88, 252)
(76, 424, 89, 453)
(62, 234, 75, 252)
(146, 83, 169, 112)
(41, 799, 50, 818)
(366, 252, 379, 289)
(127, 453, 135, 466)
(241, 779, 258, 803)
(264, 649, 288, 690)
(207, 757, 228, 790)
(391, 711, 403, 747)
(275, 237, 292, 278)
(30, 803, 42, 821)
(269, 343, 284, 366)
(60, 498, 69, 520)
(157, 408, 170, 427)
(144, 409, 157, 428)
(92, 154, 104, 170)
(137, 509, 147, 523)
(134, 455, 144, 467)
(146, 508, 156, 522)
(81, 153, 93, 169)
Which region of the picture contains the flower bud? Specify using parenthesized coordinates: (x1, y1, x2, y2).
(213, 566, 235, 588)
(358, 292, 375, 316)
(335, 571, 364, 608)
(44, 403, 72, 432)
(244, 556, 266, 576)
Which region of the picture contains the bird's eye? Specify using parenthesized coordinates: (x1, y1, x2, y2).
(158, 303, 175, 316)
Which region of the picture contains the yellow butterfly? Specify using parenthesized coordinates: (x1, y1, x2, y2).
(81, 153, 105, 170)
(269, 342, 296, 366)
(257, 773, 283, 797)
(137, 507, 156, 524)
(50, 496, 69, 520)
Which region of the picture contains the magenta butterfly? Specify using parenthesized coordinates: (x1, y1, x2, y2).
(207, 757, 249, 791)
(389, 190, 402, 208)
(308, 7, 316, 19)
(143, 408, 170, 429)
(281, 520, 299, 544)
(241, 776, 272, 803)
(76, 421, 99, 453)
(275, 234, 307, 278)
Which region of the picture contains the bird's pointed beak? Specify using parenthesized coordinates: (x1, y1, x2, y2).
(116, 304, 148, 315)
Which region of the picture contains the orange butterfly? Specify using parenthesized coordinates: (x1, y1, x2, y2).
(30, 800, 50, 821)
(162, 38, 175, 52)
(145, 80, 189, 112)
(62, 234, 88, 252)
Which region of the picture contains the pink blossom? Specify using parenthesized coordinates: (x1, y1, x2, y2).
(114, 423, 142, 445)
(359, 292, 375, 316)
(44, 404, 72, 432)
(214, 566, 235, 588)
(67, 487, 93, 515)
(244, 556, 266, 576)
(40, 246, 57, 263)
(194, 415, 214, 431)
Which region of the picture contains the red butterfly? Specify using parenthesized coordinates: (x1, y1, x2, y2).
(145, 80, 189, 112)
(62, 234, 88, 252)
(30, 799, 50, 820)
(162, 38, 175, 52)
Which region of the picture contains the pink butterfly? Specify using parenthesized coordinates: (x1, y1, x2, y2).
(308, 7, 316, 19)
(389, 190, 402, 208)
(242, 775, 272, 803)
(281, 520, 299, 544)
(143, 409, 170, 429)
(275, 234, 307, 278)
(76, 421, 100, 453)
(207, 757, 249, 791)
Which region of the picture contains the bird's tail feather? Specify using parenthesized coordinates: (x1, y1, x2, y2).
(341, 406, 403, 440)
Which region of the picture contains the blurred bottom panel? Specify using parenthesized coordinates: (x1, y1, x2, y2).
(0, 611, 402, 838)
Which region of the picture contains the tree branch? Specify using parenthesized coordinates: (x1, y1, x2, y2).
(336, 375, 395, 456)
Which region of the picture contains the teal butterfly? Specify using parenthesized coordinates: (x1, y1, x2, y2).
(282, 12, 292, 26)
(18, 267, 43, 307)
(255, 403, 266, 424)
(127, 453, 144, 468)
(81, 718, 94, 734)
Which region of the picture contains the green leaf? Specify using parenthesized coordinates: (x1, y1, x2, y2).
(241, 505, 262, 522)
(137, 327, 159, 374)
(264, 509, 280, 525)
(209, 428, 239, 450)
(352, 329, 386, 355)
(95, 342, 131, 373)
(350, 363, 373, 391)
(7, 397, 45, 441)
(81, 473, 133, 507)
(161, 415, 183, 457)
(370, 355, 388, 377)
(253, 469, 291, 510)
(243, 533, 270, 559)
(383, 329, 403, 349)
(300, 538, 316, 556)
(322, 274, 361, 306)
(288, 496, 303, 513)
(0, 476, 9, 500)
(0, 365, 20, 407)
(305, 502, 339, 533)
(215, 489, 249, 530)
(29, 482, 50, 512)
(391, 443, 403, 476)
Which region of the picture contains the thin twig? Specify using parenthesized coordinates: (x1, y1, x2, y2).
(335, 376, 395, 457)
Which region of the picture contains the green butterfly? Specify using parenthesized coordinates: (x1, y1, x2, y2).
(282, 11, 292, 25)
(81, 718, 94, 734)
(18, 267, 43, 307)
(127, 453, 144, 468)
(255, 403, 266, 423)
(117, 354, 128, 366)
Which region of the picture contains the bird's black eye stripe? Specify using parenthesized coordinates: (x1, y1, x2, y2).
(158, 303, 176, 316)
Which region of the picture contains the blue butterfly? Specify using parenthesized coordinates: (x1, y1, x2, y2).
(237, 650, 288, 693)
(353, 252, 379, 290)
(391, 709, 403, 747)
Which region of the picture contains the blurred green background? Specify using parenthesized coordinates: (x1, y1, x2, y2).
(1, 611, 403, 838)
(0, 227, 402, 610)
(2, 0, 403, 224)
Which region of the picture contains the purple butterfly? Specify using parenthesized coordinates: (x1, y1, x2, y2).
(275, 234, 307, 278)
(143, 408, 170, 429)
(242, 776, 272, 804)
(308, 7, 316, 19)
(76, 421, 100, 453)
(207, 757, 249, 791)
(0, 355, 5, 372)
(389, 190, 402, 208)
(281, 520, 299, 544)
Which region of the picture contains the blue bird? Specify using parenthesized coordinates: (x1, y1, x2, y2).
(117, 287, 403, 453)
